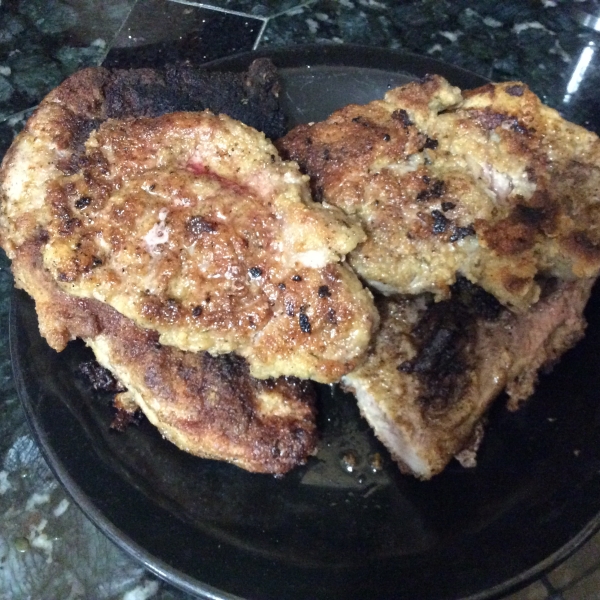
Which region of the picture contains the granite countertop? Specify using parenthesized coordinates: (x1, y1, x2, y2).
(2, 1, 600, 599)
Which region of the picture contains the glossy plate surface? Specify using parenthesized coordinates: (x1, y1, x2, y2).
(11, 45, 600, 600)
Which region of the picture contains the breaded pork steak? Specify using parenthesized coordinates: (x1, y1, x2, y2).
(279, 76, 600, 312)
(1, 66, 377, 384)
(14, 238, 316, 474)
(0, 63, 332, 473)
(342, 278, 593, 479)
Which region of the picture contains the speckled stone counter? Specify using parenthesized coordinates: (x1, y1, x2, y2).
(3, 1, 600, 598)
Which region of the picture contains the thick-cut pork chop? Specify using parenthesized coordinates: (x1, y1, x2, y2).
(279, 76, 600, 312)
(342, 277, 593, 479)
(0, 63, 328, 473)
(0, 67, 377, 384)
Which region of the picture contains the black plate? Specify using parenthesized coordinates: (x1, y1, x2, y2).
(11, 45, 600, 600)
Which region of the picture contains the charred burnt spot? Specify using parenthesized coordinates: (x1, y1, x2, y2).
(192, 305, 203, 318)
(75, 196, 92, 210)
(261, 378, 277, 391)
(56, 117, 103, 175)
(318, 285, 331, 298)
(509, 120, 530, 136)
(467, 109, 509, 131)
(110, 404, 143, 432)
(351, 115, 374, 128)
(198, 351, 245, 388)
(104, 59, 287, 140)
(322, 148, 331, 161)
(399, 299, 473, 409)
(391, 109, 413, 128)
(383, 133, 391, 142)
(299, 310, 311, 334)
(399, 277, 503, 408)
(441, 201, 456, 212)
(514, 203, 550, 227)
(450, 276, 503, 321)
(431, 209, 449, 234)
(416, 178, 445, 202)
(248, 266, 263, 279)
(449, 224, 476, 242)
(423, 137, 438, 150)
(505, 84, 525, 97)
(61, 216, 82, 235)
(467, 109, 531, 136)
(525, 166, 537, 183)
(187, 215, 217, 236)
(54, 200, 82, 235)
(91, 256, 103, 268)
(78, 360, 126, 393)
(313, 184, 324, 203)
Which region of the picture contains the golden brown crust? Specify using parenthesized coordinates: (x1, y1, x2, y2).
(2, 66, 377, 383)
(0, 64, 328, 473)
(13, 238, 317, 474)
(279, 76, 600, 311)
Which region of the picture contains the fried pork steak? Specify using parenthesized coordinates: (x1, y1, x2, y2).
(280, 76, 600, 478)
(1, 66, 377, 384)
(15, 239, 316, 474)
(342, 278, 593, 479)
(279, 76, 600, 312)
(0, 62, 349, 473)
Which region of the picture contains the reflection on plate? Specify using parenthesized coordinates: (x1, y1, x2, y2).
(10, 45, 600, 600)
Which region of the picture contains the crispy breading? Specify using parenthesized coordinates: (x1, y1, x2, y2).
(0, 64, 327, 473)
(13, 238, 317, 474)
(278, 76, 600, 311)
(1, 68, 377, 383)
